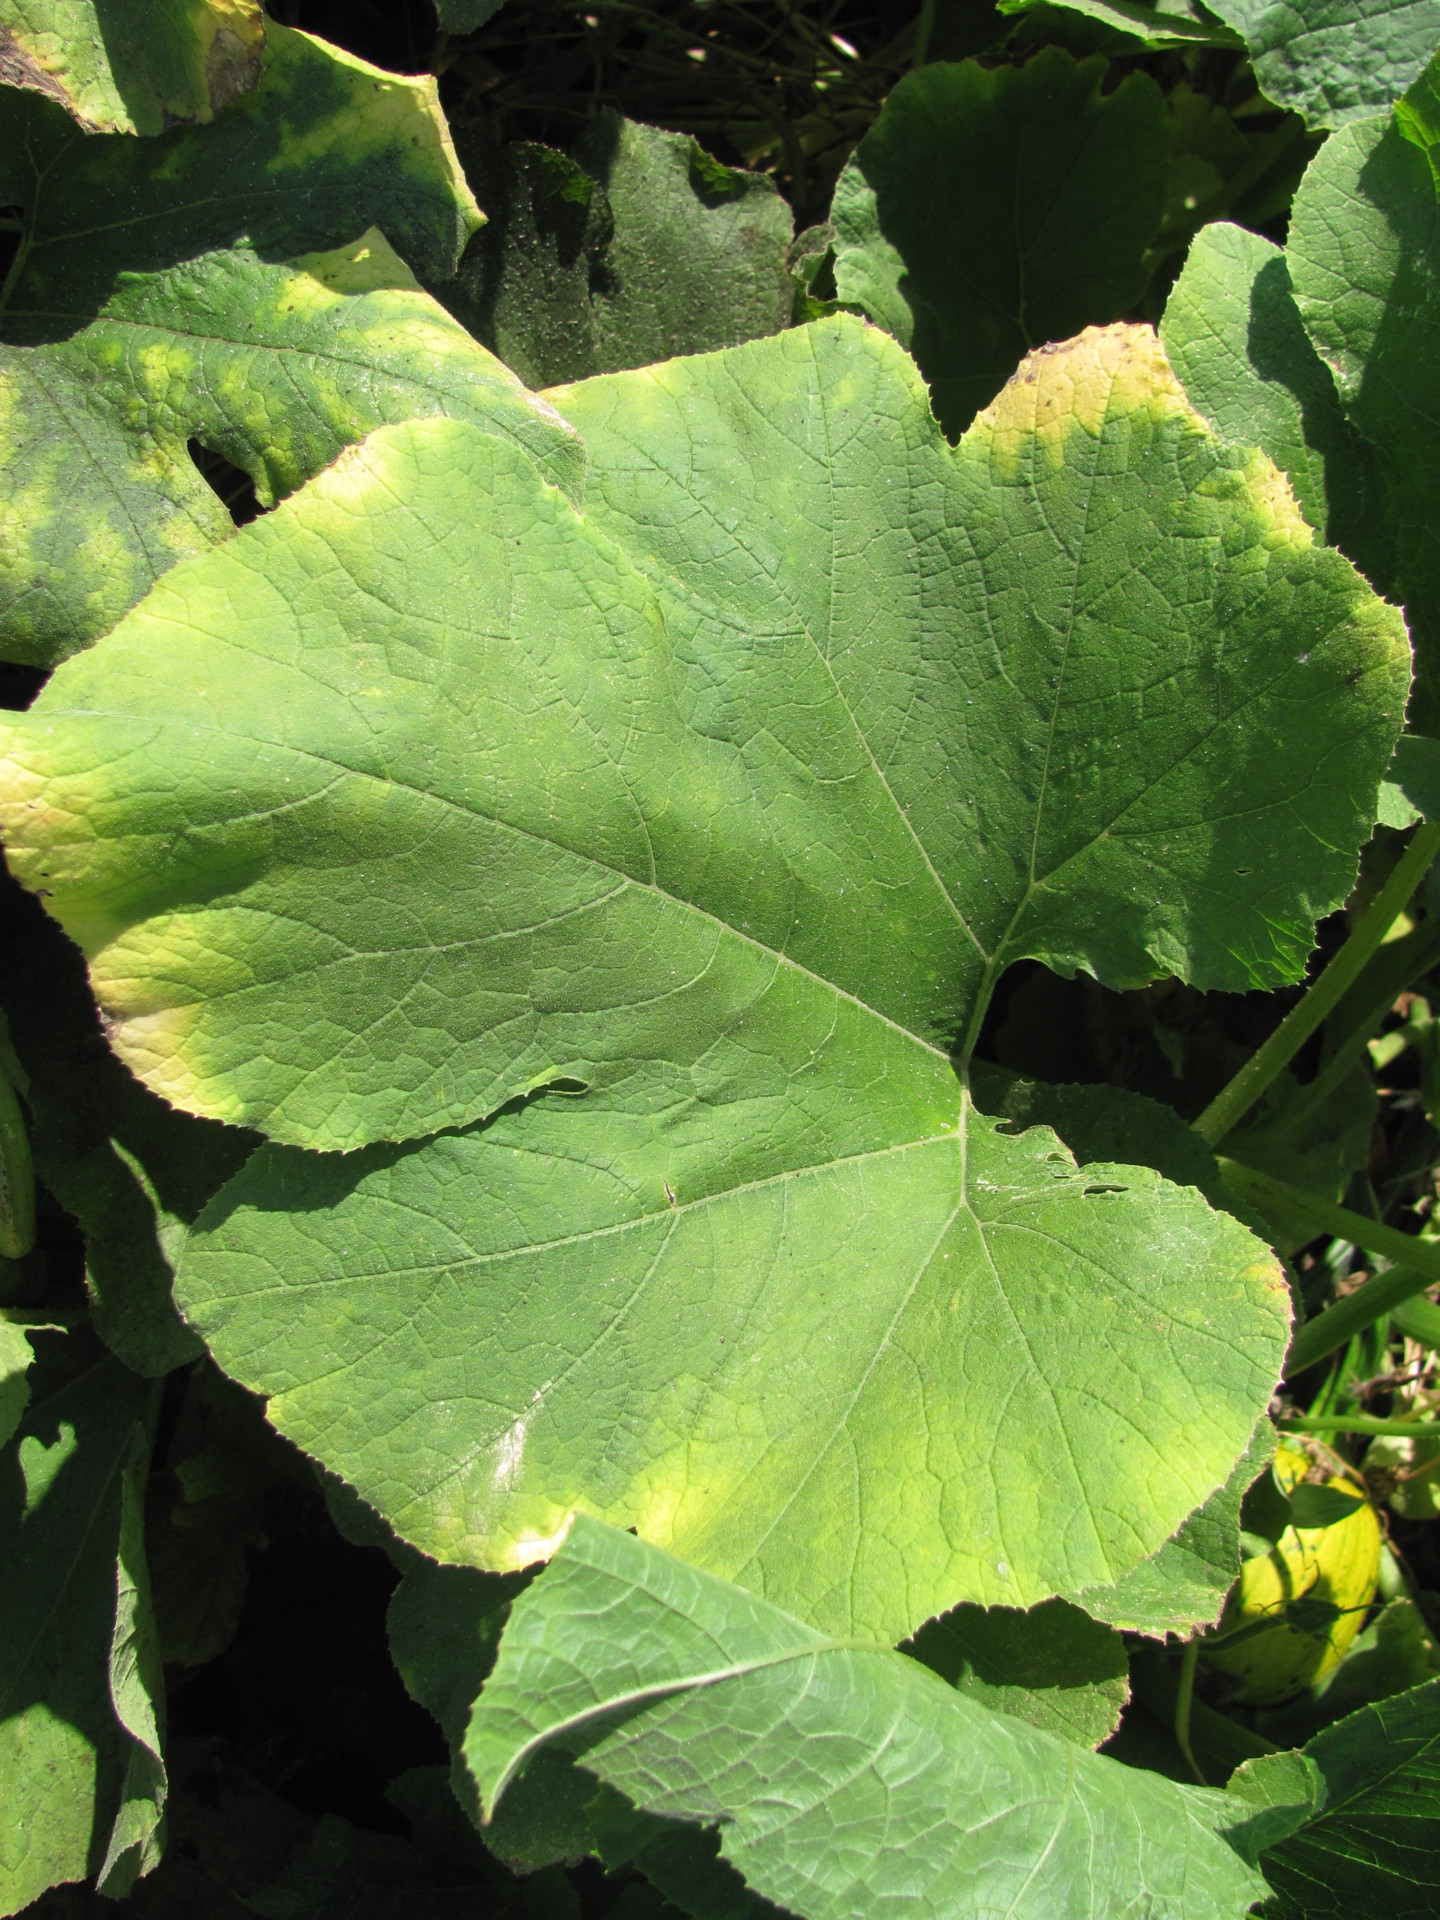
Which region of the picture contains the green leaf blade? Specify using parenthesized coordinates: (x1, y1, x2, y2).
(997, 0, 1244, 50)
(0, 0, 265, 136)
(2, 315, 1398, 1635)
(1243, 1677, 1440, 1915)
(0, 229, 580, 668)
(1161, 221, 1359, 541)
(0, 1329, 160, 1915)
(1, 319, 1405, 1144)
(465, 1516, 1269, 1920)
(178, 1088, 1289, 1639)
(830, 51, 1170, 435)
(903, 1593, 1130, 1747)
(0, 18, 480, 338)
(1289, 63, 1440, 727)
(1206, 0, 1440, 128)
(453, 114, 794, 388)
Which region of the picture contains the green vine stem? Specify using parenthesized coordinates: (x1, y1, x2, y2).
(911, 0, 936, 66)
(1173, 1639, 1206, 1787)
(1280, 1414, 1440, 1437)
(1217, 1158, 1440, 1373)
(1286, 1261, 1440, 1375)
(1129, 1648, 1279, 1773)
(1218, 1159, 1440, 1281)
(1393, 1294, 1440, 1346)
(1196, 819, 1440, 1147)
(1277, 920, 1440, 1130)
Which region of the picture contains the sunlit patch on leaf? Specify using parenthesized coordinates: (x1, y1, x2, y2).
(0, 314, 1402, 1636)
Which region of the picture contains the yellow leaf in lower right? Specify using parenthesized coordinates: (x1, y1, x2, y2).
(1201, 1444, 1381, 1706)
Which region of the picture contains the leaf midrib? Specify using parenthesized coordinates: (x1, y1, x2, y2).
(563, 345, 991, 969)
(215, 1127, 964, 1303)
(60, 705, 953, 1069)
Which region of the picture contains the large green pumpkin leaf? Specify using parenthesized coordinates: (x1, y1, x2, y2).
(0, 315, 1403, 1636)
(0, 0, 264, 135)
(176, 1089, 1285, 1639)
(1289, 58, 1440, 729)
(1241, 1676, 1440, 1915)
(830, 51, 1169, 434)
(452, 113, 795, 389)
(2, 317, 1402, 1150)
(0, 228, 580, 667)
(1161, 222, 1374, 553)
(1205, 0, 1440, 128)
(0, 17, 480, 342)
(996, 0, 1243, 52)
(0, 1328, 162, 1915)
(464, 1516, 1269, 1920)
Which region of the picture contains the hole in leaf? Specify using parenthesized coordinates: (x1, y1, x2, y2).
(0, 205, 23, 287)
(0, 662, 48, 711)
(1081, 1182, 1127, 1196)
(188, 439, 265, 526)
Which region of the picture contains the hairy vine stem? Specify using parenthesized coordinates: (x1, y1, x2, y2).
(1196, 819, 1440, 1147)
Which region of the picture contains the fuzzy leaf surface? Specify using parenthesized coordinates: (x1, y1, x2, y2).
(1248, 1677, 1440, 1915)
(903, 1592, 1129, 1746)
(0, 229, 579, 666)
(1289, 63, 1440, 726)
(0, 0, 264, 134)
(465, 1516, 1268, 1920)
(3, 315, 1402, 1634)
(451, 114, 794, 389)
(1206, 0, 1440, 127)
(0, 17, 479, 344)
(1161, 221, 1372, 549)
(831, 51, 1169, 433)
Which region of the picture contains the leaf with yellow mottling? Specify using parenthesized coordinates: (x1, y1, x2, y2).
(0, 0, 264, 136)
(0, 316, 1398, 1639)
(0, 18, 479, 339)
(0, 230, 578, 666)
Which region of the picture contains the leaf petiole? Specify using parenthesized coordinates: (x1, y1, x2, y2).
(1279, 1414, 1440, 1437)
(1218, 1159, 1440, 1281)
(1196, 820, 1440, 1147)
(1285, 1261, 1440, 1375)
(1173, 1639, 1206, 1786)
